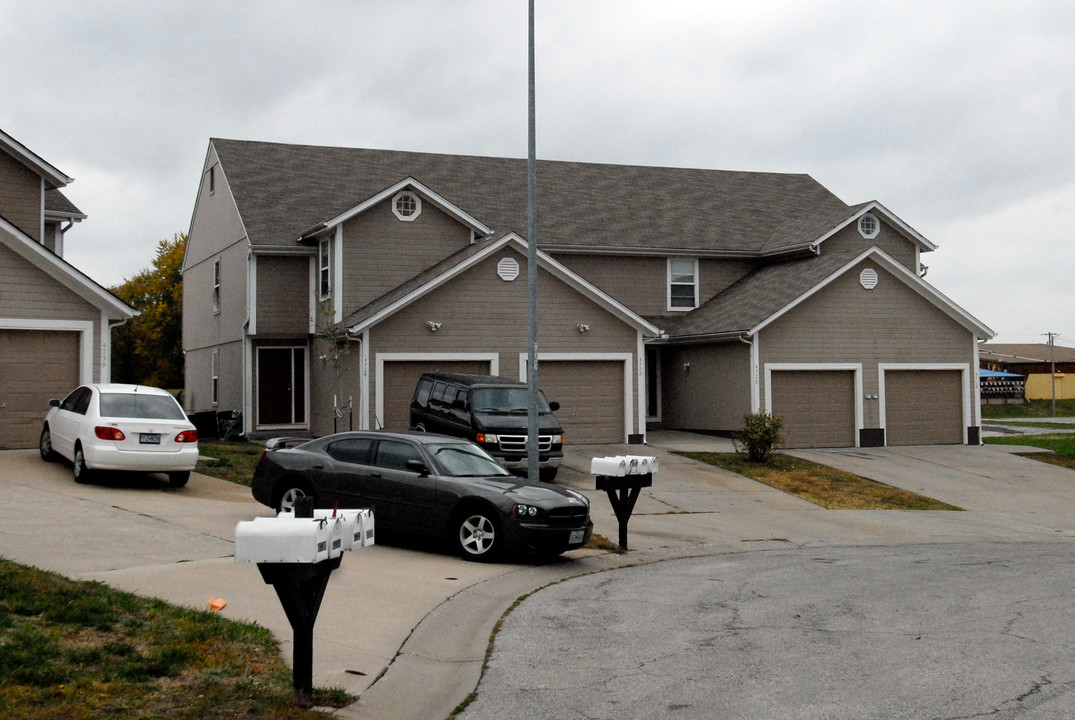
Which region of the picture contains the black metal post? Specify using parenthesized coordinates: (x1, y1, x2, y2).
(595, 473, 653, 550)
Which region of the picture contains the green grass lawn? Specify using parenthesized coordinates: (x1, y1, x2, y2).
(680, 452, 961, 510)
(981, 398, 1075, 419)
(0, 559, 351, 719)
(196, 440, 265, 486)
(985, 433, 1075, 471)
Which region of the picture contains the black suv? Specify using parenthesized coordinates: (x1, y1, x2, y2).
(410, 372, 564, 480)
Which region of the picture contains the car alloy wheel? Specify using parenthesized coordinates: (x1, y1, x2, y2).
(456, 511, 500, 560)
(277, 485, 311, 514)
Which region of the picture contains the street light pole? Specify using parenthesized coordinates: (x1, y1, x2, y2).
(526, 0, 540, 482)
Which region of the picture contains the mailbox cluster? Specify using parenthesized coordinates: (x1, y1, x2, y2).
(590, 454, 660, 476)
(591, 454, 660, 551)
(235, 508, 375, 564)
(233, 506, 374, 707)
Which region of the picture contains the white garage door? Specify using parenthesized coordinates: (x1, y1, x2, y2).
(770, 370, 857, 449)
(380, 359, 492, 431)
(0, 330, 80, 449)
(538, 360, 626, 445)
(885, 370, 964, 445)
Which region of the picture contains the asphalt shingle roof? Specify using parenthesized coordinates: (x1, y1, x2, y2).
(211, 138, 851, 255)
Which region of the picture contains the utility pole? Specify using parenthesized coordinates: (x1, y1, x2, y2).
(1045, 332, 1058, 416)
(526, 0, 540, 482)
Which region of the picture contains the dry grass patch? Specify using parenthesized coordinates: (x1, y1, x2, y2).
(681, 452, 962, 510)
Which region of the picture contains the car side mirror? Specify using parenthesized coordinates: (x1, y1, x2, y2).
(405, 459, 431, 477)
(548, 401, 560, 412)
(49, 399, 61, 408)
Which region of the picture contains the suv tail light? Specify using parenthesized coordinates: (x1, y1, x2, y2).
(94, 426, 125, 441)
(175, 430, 198, 443)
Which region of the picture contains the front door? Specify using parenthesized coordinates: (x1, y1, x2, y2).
(257, 347, 307, 428)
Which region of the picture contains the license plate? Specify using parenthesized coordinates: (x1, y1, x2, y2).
(139, 433, 161, 445)
(569, 530, 585, 545)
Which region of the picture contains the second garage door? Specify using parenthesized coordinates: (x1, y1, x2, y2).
(769, 370, 857, 449)
(538, 360, 626, 444)
(0, 329, 81, 449)
(884, 369, 964, 445)
(380, 359, 492, 431)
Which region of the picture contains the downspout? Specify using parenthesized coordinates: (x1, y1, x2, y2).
(739, 333, 760, 413)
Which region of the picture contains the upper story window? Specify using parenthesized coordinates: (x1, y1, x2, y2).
(208, 165, 215, 194)
(392, 190, 422, 222)
(858, 213, 880, 239)
(212, 259, 221, 313)
(318, 238, 332, 299)
(668, 258, 698, 310)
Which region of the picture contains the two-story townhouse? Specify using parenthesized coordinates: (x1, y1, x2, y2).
(183, 139, 993, 448)
(0, 128, 135, 449)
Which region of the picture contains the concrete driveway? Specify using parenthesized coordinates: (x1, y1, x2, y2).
(2, 434, 1075, 719)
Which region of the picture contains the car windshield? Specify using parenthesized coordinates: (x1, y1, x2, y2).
(428, 443, 513, 477)
(99, 393, 186, 421)
(471, 387, 551, 414)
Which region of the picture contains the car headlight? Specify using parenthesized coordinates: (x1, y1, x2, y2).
(512, 503, 542, 519)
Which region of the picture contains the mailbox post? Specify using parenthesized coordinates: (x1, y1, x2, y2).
(235, 499, 374, 707)
(591, 455, 659, 550)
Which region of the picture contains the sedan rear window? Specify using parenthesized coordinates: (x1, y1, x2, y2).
(99, 393, 187, 420)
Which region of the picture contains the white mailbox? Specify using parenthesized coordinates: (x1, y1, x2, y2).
(590, 454, 660, 477)
(313, 508, 375, 550)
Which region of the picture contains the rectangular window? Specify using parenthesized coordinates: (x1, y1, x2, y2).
(212, 259, 221, 313)
(211, 350, 219, 405)
(668, 258, 698, 310)
(318, 238, 331, 299)
(209, 165, 215, 194)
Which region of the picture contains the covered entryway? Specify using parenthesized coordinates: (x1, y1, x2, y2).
(0, 329, 80, 449)
(538, 360, 627, 444)
(769, 369, 857, 448)
(379, 358, 493, 431)
(883, 369, 965, 445)
(256, 346, 307, 428)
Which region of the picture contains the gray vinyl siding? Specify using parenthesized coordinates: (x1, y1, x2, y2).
(819, 221, 918, 271)
(362, 247, 639, 430)
(0, 151, 42, 242)
(659, 341, 752, 433)
(183, 340, 244, 415)
(255, 255, 309, 336)
(341, 199, 473, 312)
(553, 254, 755, 317)
(759, 259, 972, 430)
(183, 148, 247, 269)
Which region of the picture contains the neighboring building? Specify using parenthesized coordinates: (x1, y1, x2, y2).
(981, 343, 1075, 401)
(182, 139, 993, 448)
(0, 128, 135, 449)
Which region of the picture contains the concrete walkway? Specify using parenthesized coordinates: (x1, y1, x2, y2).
(2, 431, 1074, 719)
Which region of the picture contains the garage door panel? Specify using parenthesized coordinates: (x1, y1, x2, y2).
(770, 370, 856, 449)
(539, 361, 625, 445)
(381, 360, 491, 431)
(0, 330, 80, 449)
(885, 370, 964, 446)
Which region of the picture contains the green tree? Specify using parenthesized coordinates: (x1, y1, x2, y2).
(111, 234, 186, 388)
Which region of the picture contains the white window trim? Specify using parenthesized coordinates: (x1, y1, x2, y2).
(858, 213, 880, 239)
(211, 350, 219, 406)
(392, 190, 422, 222)
(667, 257, 699, 311)
(255, 345, 310, 429)
(318, 237, 332, 300)
(212, 259, 221, 314)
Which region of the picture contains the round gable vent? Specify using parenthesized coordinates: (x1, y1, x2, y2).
(497, 257, 520, 281)
(860, 268, 879, 290)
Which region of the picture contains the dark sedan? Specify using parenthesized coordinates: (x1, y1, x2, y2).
(250, 431, 592, 561)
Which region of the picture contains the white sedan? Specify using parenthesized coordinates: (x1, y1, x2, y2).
(39, 384, 199, 487)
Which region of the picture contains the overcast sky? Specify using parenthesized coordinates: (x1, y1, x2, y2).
(3, 1, 1072, 346)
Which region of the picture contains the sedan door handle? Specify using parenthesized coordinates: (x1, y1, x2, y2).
(312, 464, 324, 470)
